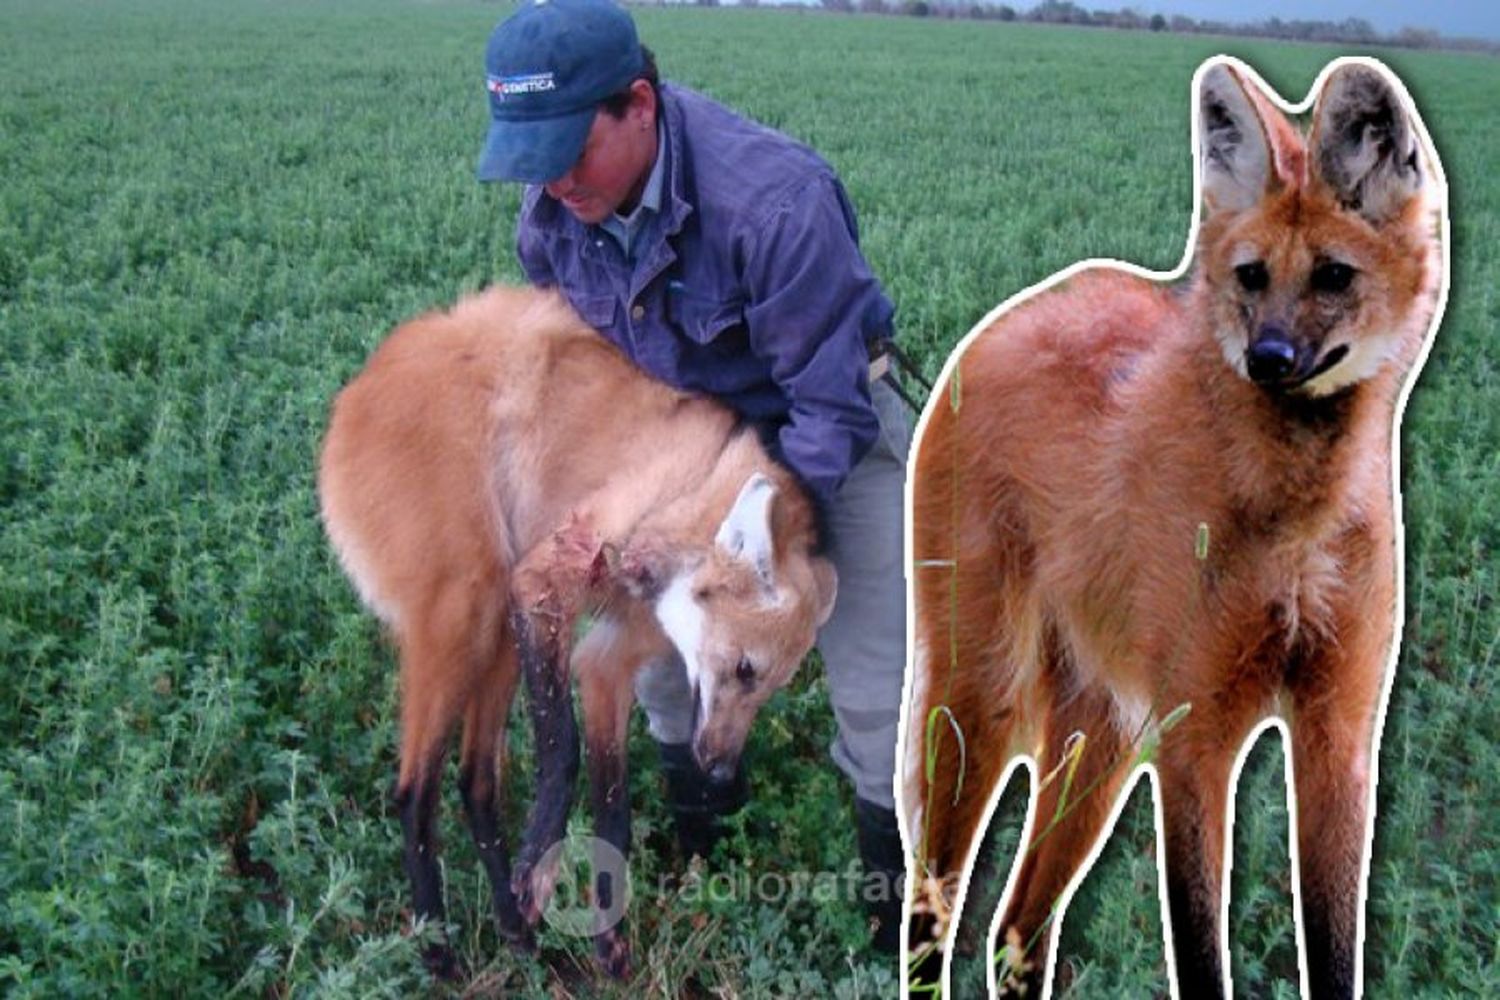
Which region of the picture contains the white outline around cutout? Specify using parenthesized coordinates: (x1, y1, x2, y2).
(893, 54, 1451, 1000)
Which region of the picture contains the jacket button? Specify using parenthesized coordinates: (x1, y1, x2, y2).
(631, 304, 645, 321)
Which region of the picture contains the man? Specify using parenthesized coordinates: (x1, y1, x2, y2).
(477, 0, 908, 953)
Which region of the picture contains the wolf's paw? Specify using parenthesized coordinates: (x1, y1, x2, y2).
(997, 925, 1042, 997)
(510, 852, 561, 927)
(596, 928, 633, 979)
(420, 941, 466, 982)
(497, 910, 536, 953)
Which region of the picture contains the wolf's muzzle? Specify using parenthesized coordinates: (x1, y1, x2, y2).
(1247, 329, 1350, 392)
(1246, 329, 1299, 386)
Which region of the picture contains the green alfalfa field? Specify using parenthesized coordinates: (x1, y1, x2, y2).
(1, 1, 1494, 996)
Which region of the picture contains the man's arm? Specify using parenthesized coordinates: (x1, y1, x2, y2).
(741, 172, 889, 507)
(516, 187, 557, 286)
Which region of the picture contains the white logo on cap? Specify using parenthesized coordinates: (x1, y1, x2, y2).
(487, 72, 557, 100)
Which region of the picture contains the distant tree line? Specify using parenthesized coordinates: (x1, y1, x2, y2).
(638, 0, 1497, 55)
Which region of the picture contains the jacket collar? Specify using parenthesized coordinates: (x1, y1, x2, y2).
(623, 85, 693, 298)
(656, 84, 693, 238)
(524, 84, 693, 247)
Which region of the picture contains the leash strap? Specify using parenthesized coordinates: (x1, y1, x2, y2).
(869, 337, 933, 413)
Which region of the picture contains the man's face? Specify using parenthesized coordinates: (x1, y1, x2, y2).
(544, 80, 657, 225)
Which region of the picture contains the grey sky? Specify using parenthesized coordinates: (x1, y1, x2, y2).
(755, 0, 1500, 41)
(1136, 1, 1499, 40)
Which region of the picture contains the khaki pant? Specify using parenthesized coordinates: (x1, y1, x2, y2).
(635, 378, 912, 810)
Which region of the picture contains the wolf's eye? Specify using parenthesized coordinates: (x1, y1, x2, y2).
(1311, 262, 1355, 294)
(1235, 262, 1269, 293)
(735, 657, 756, 686)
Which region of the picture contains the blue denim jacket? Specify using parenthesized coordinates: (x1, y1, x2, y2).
(516, 83, 895, 505)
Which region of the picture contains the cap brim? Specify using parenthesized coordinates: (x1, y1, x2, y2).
(476, 106, 595, 184)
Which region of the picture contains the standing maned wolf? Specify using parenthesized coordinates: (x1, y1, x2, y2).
(318, 286, 836, 979)
(903, 59, 1445, 998)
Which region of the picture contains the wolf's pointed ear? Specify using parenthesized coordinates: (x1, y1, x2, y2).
(716, 473, 777, 590)
(1199, 64, 1275, 214)
(1311, 64, 1422, 226)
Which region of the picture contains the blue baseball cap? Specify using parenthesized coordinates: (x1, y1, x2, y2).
(477, 0, 646, 184)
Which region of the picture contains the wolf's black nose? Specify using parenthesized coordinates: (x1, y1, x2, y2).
(1247, 335, 1298, 384)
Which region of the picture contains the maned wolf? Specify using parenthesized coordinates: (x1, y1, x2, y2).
(902, 58, 1445, 999)
(318, 286, 837, 978)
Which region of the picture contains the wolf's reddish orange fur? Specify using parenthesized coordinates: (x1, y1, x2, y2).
(905, 60, 1442, 999)
(318, 286, 835, 978)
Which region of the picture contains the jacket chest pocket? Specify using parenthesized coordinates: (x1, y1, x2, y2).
(666, 283, 747, 354)
(569, 293, 618, 334)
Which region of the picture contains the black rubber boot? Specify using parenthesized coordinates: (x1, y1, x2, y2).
(855, 797, 907, 955)
(658, 742, 749, 861)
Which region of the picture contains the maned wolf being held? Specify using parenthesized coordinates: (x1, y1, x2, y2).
(902, 58, 1445, 998)
(318, 286, 837, 979)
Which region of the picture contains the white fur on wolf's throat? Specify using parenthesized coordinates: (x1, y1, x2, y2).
(1302, 328, 1404, 396)
(655, 571, 716, 724)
